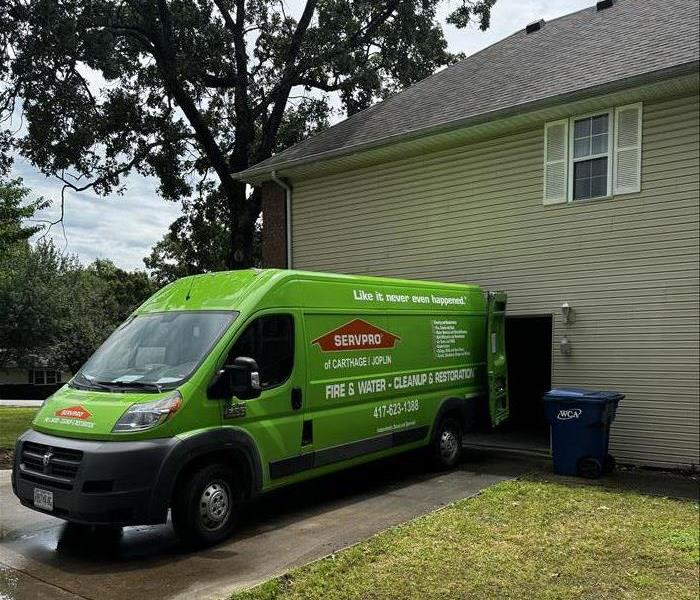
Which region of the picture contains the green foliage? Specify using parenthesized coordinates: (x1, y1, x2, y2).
(447, 0, 496, 30)
(0, 178, 48, 254)
(144, 190, 234, 285)
(145, 191, 263, 285)
(1, 0, 497, 271)
(0, 176, 156, 374)
(0, 239, 157, 373)
(57, 258, 158, 372)
(0, 239, 74, 365)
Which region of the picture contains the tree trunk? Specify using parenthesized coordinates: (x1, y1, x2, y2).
(226, 178, 257, 269)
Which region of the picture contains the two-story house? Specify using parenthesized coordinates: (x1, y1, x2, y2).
(236, 0, 700, 469)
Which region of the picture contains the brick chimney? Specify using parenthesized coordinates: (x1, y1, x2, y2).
(261, 180, 288, 268)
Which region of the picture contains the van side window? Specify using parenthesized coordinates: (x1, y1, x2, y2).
(227, 315, 294, 389)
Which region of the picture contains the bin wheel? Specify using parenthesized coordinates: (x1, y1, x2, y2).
(577, 457, 603, 479)
(603, 454, 616, 474)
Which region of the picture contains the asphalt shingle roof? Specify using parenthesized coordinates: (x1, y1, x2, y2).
(242, 0, 700, 177)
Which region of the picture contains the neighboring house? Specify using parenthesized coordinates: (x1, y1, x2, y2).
(237, 0, 700, 469)
(0, 359, 69, 400)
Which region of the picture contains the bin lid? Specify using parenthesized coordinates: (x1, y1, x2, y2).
(544, 388, 625, 402)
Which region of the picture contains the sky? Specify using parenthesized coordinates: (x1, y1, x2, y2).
(14, 0, 594, 271)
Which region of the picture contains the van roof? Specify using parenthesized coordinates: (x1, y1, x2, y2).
(137, 269, 485, 314)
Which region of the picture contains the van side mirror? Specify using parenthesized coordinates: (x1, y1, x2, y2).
(207, 357, 262, 400)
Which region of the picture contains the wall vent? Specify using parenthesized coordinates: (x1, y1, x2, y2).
(596, 0, 614, 10)
(525, 19, 545, 34)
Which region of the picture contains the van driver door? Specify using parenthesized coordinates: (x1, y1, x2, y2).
(219, 310, 306, 485)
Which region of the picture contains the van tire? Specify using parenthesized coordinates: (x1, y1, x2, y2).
(431, 416, 463, 470)
(171, 463, 240, 547)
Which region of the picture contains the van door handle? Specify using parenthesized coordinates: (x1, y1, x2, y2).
(291, 387, 302, 410)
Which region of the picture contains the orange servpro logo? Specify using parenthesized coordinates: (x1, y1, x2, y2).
(55, 405, 92, 420)
(312, 319, 400, 352)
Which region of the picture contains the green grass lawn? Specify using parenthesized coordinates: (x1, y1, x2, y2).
(0, 407, 37, 449)
(233, 477, 699, 600)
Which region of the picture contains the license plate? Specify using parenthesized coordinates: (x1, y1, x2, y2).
(33, 488, 53, 511)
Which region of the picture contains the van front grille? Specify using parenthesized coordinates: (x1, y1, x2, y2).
(20, 441, 83, 490)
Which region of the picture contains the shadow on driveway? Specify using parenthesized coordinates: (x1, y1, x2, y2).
(0, 449, 541, 600)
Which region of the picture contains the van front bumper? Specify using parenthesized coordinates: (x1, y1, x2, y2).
(12, 429, 178, 526)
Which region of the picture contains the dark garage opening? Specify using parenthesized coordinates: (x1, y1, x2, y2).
(466, 315, 552, 453)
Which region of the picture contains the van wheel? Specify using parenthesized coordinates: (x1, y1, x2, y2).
(431, 417, 463, 470)
(171, 463, 239, 547)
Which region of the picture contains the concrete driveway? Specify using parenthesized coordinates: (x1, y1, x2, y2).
(0, 450, 540, 600)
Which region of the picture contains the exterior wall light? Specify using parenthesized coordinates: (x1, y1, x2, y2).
(560, 335, 571, 355)
(561, 302, 573, 324)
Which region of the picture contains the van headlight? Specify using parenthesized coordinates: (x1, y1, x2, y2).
(112, 391, 183, 433)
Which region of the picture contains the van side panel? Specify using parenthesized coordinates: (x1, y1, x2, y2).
(304, 310, 487, 454)
(251, 278, 486, 478)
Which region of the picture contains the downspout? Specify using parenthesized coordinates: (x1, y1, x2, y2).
(270, 170, 292, 269)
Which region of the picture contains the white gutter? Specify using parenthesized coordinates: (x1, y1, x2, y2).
(270, 171, 292, 269)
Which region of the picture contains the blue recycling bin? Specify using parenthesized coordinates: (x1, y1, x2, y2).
(543, 388, 624, 478)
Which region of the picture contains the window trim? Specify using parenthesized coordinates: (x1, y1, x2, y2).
(567, 109, 614, 202)
(29, 369, 62, 385)
(222, 312, 296, 392)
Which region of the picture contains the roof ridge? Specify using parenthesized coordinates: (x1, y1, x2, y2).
(287, 0, 603, 133)
(263, 3, 596, 155)
(240, 0, 699, 179)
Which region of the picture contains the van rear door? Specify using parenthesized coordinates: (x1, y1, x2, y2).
(487, 291, 509, 426)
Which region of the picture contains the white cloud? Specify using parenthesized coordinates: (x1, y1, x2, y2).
(440, 0, 594, 55)
(15, 0, 595, 271)
(16, 157, 182, 271)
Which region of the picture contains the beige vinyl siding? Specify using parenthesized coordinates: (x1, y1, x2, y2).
(291, 92, 700, 469)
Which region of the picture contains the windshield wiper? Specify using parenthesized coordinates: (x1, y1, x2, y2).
(96, 380, 163, 393)
(71, 374, 114, 392)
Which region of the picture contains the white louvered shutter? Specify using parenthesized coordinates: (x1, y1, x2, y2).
(613, 103, 643, 195)
(543, 120, 569, 205)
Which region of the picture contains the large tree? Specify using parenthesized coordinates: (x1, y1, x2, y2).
(0, 177, 156, 372)
(0, 177, 48, 254)
(0, 238, 157, 372)
(1, 0, 495, 270)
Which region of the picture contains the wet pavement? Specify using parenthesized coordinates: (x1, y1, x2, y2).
(0, 450, 542, 600)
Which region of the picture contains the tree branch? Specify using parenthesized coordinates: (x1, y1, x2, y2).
(146, 5, 236, 193)
(101, 24, 156, 50)
(253, 0, 399, 123)
(212, 0, 237, 34)
(37, 139, 163, 246)
(37, 184, 68, 248)
(297, 77, 344, 92)
(199, 71, 238, 88)
(255, 0, 318, 159)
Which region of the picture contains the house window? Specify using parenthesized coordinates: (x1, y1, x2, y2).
(572, 113, 611, 200)
(29, 369, 62, 385)
(543, 103, 643, 205)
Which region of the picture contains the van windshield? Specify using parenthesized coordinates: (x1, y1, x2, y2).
(72, 311, 237, 391)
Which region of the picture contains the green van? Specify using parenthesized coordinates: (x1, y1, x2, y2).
(12, 269, 508, 545)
